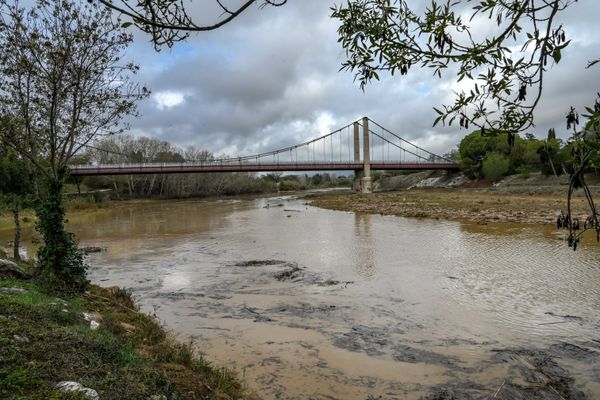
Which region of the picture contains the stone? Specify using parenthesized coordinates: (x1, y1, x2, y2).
(13, 334, 30, 344)
(0, 260, 29, 279)
(56, 381, 99, 400)
(90, 320, 100, 330)
(0, 287, 28, 295)
(83, 311, 102, 322)
(120, 322, 136, 333)
(80, 246, 106, 254)
(147, 395, 167, 400)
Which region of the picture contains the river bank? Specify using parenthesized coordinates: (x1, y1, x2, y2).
(0, 255, 257, 400)
(308, 184, 596, 225)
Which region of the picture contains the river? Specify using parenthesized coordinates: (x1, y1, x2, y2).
(3, 193, 600, 399)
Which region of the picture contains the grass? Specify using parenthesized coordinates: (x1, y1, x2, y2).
(0, 273, 256, 400)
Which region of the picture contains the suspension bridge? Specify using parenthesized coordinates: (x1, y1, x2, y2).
(69, 117, 458, 193)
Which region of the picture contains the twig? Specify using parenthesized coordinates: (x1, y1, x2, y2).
(491, 379, 506, 399)
(549, 385, 567, 400)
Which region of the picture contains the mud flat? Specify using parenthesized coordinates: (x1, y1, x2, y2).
(307, 188, 595, 225)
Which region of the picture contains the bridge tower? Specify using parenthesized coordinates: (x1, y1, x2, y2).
(353, 117, 372, 193)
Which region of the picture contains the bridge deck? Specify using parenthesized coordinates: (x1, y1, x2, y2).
(68, 162, 459, 176)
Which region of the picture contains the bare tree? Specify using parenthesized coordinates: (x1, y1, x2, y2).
(0, 0, 148, 290)
(0, 0, 148, 182)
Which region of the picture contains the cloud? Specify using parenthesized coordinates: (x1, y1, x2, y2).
(152, 90, 188, 110)
(121, 0, 600, 158)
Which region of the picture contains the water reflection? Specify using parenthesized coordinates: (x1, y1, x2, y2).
(352, 213, 376, 278)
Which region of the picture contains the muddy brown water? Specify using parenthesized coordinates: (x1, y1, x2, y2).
(2, 194, 600, 399)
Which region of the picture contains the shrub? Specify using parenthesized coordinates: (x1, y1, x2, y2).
(482, 153, 510, 180)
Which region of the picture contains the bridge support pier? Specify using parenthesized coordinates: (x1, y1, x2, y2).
(352, 118, 372, 193)
(353, 121, 363, 192)
(360, 117, 372, 193)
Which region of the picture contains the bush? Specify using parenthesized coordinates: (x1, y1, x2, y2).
(278, 180, 299, 191)
(482, 153, 510, 180)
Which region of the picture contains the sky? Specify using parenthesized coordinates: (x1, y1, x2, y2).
(120, 0, 600, 158)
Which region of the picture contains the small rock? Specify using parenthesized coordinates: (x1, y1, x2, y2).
(56, 381, 99, 400)
(119, 322, 135, 333)
(62, 309, 69, 313)
(13, 334, 30, 344)
(0, 259, 30, 279)
(0, 287, 28, 295)
(80, 246, 106, 254)
(147, 395, 167, 400)
(90, 320, 100, 330)
(83, 311, 102, 322)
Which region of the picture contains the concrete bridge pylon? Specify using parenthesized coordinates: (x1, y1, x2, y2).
(353, 117, 372, 193)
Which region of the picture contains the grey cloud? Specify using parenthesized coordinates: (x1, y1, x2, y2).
(123, 0, 600, 158)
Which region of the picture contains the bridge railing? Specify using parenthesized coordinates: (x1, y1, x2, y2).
(70, 118, 456, 171)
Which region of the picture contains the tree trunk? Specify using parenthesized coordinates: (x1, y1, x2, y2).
(545, 144, 558, 177)
(12, 206, 21, 262)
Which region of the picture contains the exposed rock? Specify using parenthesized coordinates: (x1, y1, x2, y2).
(0, 287, 28, 295)
(274, 264, 302, 281)
(230, 259, 287, 267)
(80, 246, 106, 254)
(83, 311, 103, 322)
(120, 322, 135, 333)
(56, 381, 99, 400)
(0, 259, 30, 280)
(13, 334, 30, 344)
(83, 312, 102, 330)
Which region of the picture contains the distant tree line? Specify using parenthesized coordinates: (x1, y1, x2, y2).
(455, 128, 598, 181)
(76, 135, 351, 199)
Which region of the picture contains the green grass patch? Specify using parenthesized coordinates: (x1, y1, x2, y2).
(0, 277, 255, 400)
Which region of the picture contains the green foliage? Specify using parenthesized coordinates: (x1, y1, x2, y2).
(482, 153, 510, 180)
(279, 180, 299, 191)
(457, 129, 569, 179)
(458, 131, 489, 178)
(332, 0, 574, 135)
(0, 148, 30, 203)
(35, 176, 88, 294)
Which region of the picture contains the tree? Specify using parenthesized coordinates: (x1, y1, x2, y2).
(97, 0, 288, 49)
(332, 0, 599, 248)
(482, 152, 510, 180)
(0, 0, 148, 290)
(0, 138, 32, 262)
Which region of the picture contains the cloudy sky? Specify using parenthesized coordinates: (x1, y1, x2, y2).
(121, 0, 600, 158)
